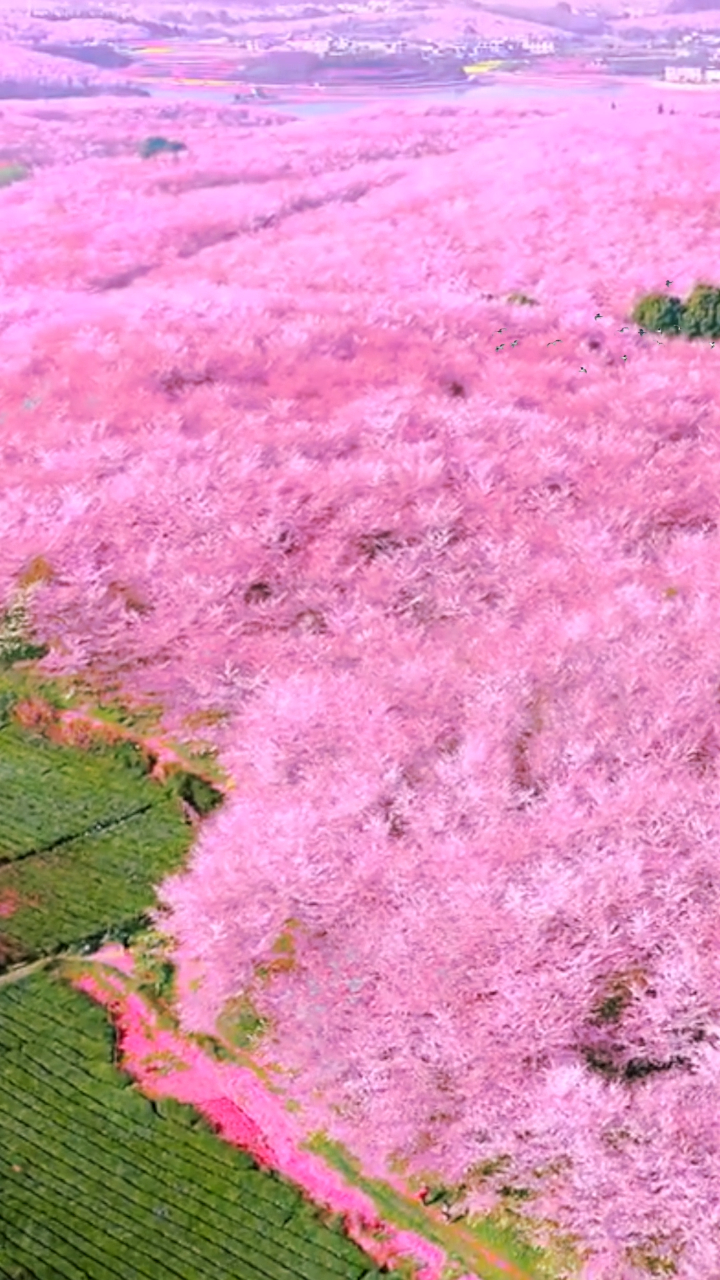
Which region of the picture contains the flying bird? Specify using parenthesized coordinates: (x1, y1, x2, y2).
(496, 344, 505, 351)
(666, 280, 673, 287)
(594, 313, 602, 320)
(547, 339, 562, 346)
(580, 366, 587, 372)
(619, 327, 629, 332)
(511, 339, 519, 347)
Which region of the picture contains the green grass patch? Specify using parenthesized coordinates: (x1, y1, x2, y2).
(131, 927, 177, 997)
(0, 969, 393, 1280)
(216, 991, 272, 1051)
(162, 767, 225, 817)
(302, 1132, 581, 1280)
(0, 597, 48, 668)
(466, 1202, 585, 1280)
(0, 672, 227, 973)
(73, 686, 165, 735)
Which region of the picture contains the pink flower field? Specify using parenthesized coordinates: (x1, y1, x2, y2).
(5, 83, 720, 1277)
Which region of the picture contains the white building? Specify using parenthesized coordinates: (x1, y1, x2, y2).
(706, 67, 720, 81)
(521, 37, 555, 54)
(360, 40, 396, 53)
(665, 64, 703, 81)
(298, 38, 330, 54)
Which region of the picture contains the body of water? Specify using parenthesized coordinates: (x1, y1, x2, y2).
(143, 73, 644, 120)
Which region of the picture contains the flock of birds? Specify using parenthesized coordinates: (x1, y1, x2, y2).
(490, 282, 716, 370)
(610, 102, 675, 114)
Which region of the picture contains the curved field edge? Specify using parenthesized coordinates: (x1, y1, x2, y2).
(0, 966, 392, 1280)
(0, 635, 404, 1278)
(0, 565, 232, 791)
(0, 575, 579, 1279)
(0, 658, 228, 974)
(54, 947, 585, 1280)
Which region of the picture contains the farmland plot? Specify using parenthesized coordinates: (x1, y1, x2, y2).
(0, 716, 196, 971)
(0, 969, 390, 1280)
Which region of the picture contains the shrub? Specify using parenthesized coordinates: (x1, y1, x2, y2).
(0, 162, 29, 189)
(678, 282, 720, 340)
(163, 767, 224, 817)
(0, 599, 49, 668)
(138, 136, 188, 160)
(630, 291, 684, 335)
(0, 687, 17, 726)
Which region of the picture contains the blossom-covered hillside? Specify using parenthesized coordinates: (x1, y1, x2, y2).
(3, 85, 720, 1278)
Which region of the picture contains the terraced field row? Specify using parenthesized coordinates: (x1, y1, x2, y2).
(0, 970, 390, 1280)
(0, 703, 200, 972)
(0, 797, 194, 968)
(0, 723, 161, 861)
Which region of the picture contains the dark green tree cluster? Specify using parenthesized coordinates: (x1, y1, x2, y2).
(0, 161, 30, 189)
(0, 597, 49, 668)
(678, 282, 720, 338)
(138, 136, 188, 160)
(631, 283, 720, 340)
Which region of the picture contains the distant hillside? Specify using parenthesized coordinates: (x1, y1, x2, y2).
(0, 37, 150, 98)
(33, 41, 136, 69)
(666, 0, 720, 13)
(472, 2, 610, 33)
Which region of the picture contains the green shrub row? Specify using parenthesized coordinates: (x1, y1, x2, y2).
(0, 722, 168, 862)
(0, 799, 193, 970)
(0, 692, 203, 972)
